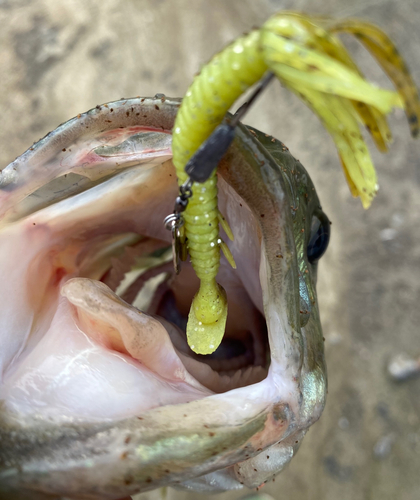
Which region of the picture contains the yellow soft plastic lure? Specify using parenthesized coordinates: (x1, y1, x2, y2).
(171, 11, 420, 355)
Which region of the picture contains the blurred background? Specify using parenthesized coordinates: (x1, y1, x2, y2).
(0, 1, 419, 499)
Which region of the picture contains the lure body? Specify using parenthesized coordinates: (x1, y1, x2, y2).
(171, 11, 420, 355)
(172, 32, 266, 354)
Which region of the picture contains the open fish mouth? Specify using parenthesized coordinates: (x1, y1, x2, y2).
(0, 96, 328, 499)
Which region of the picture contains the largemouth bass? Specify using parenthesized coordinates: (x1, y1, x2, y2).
(0, 96, 329, 499)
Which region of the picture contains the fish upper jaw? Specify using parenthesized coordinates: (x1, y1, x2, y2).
(0, 97, 326, 497)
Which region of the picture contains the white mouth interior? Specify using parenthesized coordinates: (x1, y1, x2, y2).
(0, 147, 270, 422)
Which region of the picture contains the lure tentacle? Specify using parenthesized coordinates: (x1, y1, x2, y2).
(325, 19, 420, 138)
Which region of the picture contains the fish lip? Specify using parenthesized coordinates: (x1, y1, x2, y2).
(0, 96, 326, 496)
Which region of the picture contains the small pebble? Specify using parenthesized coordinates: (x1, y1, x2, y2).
(379, 228, 397, 241)
(387, 353, 420, 381)
(338, 417, 349, 430)
(373, 434, 395, 460)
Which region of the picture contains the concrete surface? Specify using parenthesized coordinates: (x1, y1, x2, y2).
(0, 1, 419, 499)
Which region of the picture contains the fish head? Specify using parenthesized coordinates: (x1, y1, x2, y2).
(0, 96, 329, 499)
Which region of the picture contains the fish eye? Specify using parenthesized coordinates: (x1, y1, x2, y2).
(307, 210, 331, 264)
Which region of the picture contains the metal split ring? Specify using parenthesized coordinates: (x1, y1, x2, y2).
(163, 213, 184, 231)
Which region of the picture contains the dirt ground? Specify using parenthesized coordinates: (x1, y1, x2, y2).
(0, 1, 419, 499)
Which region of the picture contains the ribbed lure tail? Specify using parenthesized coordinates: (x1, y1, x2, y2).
(171, 11, 420, 354)
(172, 32, 267, 355)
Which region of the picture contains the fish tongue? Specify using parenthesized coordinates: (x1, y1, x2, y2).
(61, 277, 200, 386)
